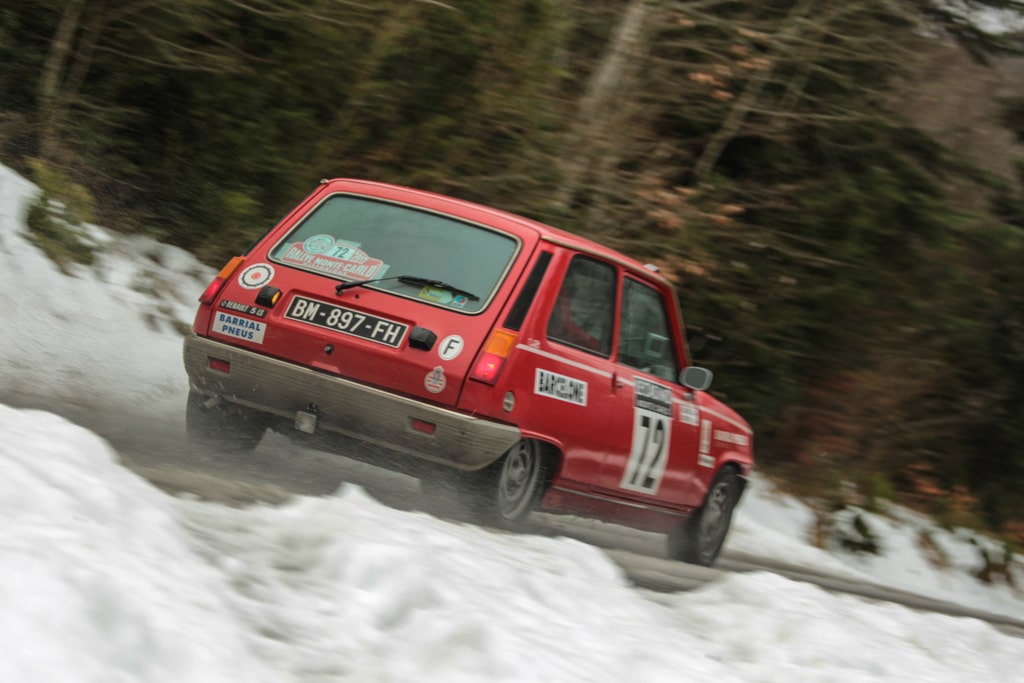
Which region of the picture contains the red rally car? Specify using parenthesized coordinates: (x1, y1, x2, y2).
(183, 178, 754, 565)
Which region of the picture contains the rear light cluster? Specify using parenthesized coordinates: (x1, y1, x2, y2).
(199, 256, 246, 305)
(469, 329, 518, 384)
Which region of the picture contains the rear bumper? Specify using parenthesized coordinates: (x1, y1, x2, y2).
(183, 334, 520, 469)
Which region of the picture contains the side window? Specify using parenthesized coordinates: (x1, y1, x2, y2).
(547, 255, 615, 357)
(618, 278, 679, 382)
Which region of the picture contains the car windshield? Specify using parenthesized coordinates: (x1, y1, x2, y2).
(268, 194, 519, 313)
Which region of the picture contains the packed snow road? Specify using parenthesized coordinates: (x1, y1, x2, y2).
(127, 435, 1024, 639)
(12, 391, 1021, 639)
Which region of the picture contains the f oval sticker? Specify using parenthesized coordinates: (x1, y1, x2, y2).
(438, 334, 464, 361)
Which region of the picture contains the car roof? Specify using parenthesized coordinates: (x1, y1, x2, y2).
(324, 178, 669, 285)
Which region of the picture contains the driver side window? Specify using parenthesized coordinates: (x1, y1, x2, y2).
(618, 278, 679, 382)
(547, 255, 615, 356)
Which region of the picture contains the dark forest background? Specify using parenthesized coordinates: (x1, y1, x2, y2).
(3, 0, 1024, 542)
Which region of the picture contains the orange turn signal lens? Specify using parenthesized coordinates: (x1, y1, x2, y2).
(199, 256, 246, 305)
(470, 329, 518, 385)
(483, 329, 517, 356)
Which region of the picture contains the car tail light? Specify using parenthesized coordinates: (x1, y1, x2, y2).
(199, 256, 246, 305)
(469, 329, 518, 385)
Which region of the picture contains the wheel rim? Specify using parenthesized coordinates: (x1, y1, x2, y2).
(698, 480, 732, 558)
(497, 441, 539, 519)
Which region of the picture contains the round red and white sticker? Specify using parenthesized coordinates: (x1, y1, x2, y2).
(424, 366, 447, 394)
(238, 263, 275, 289)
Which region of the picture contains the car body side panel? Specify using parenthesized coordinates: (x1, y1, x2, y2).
(457, 249, 618, 487)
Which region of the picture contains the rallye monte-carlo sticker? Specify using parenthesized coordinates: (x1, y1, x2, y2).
(620, 377, 673, 494)
(279, 235, 389, 281)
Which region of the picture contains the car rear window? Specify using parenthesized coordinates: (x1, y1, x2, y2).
(267, 194, 519, 314)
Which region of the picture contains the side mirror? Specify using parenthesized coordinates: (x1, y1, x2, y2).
(680, 366, 713, 391)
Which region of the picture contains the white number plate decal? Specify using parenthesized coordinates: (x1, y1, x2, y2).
(285, 296, 407, 348)
(620, 377, 673, 494)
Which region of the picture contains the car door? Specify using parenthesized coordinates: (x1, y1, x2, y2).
(598, 275, 703, 507)
(514, 252, 621, 487)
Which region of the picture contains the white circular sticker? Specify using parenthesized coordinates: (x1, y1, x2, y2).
(238, 263, 275, 289)
(424, 366, 447, 394)
(438, 334, 465, 361)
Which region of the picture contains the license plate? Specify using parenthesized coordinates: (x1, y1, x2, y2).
(284, 296, 408, 348)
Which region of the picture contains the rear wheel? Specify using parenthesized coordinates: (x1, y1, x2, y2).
(456, 440, 549, 528)
(667, 467, 739, 566)
(495, 440, 546, 522)
(185, 389, 266, 454)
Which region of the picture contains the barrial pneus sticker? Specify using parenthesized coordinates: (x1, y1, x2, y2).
(238, 263, 275, 289)
(212, 312, 266, 344)
(620, 377, 673, 494)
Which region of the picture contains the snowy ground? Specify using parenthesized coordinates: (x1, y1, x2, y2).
(2, 163, 1023, 681)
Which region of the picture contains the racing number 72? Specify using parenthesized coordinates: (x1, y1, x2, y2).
(621, 413, 670, 494)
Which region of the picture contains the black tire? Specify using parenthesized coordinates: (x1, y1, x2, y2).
(459, 440, 548, 528)
(667, 467, 739, 566)
(185, 389, 266, 454)
(495, 440, 547, 523)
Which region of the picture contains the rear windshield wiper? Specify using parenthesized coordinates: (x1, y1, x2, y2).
(336, 274, 479, 301)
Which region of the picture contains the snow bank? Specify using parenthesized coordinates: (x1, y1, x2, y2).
(0, 163, 212, 418)
(0, 404, 269, 683)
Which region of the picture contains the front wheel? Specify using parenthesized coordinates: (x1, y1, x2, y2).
(667, 467, 739, 566)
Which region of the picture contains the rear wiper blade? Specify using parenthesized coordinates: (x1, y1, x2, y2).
(336, 274, 479, 301)
(396, 275, 480, 301)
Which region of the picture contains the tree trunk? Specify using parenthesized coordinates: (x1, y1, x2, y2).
(38, 0, 88, 164)
(691, 0, 817, 184)
(556, 0, 654, 212)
